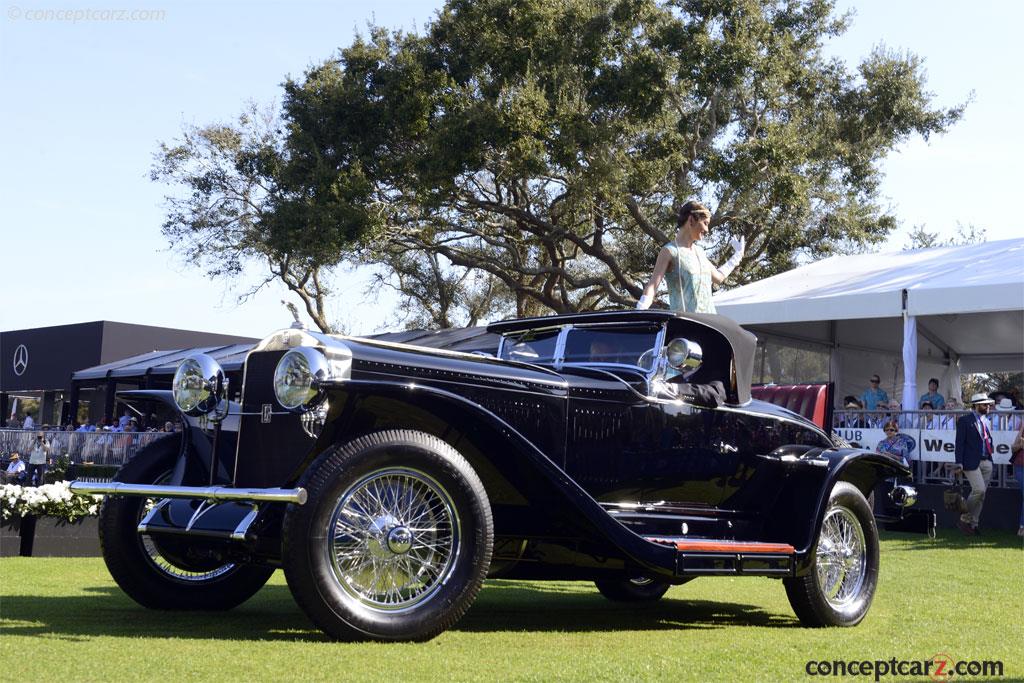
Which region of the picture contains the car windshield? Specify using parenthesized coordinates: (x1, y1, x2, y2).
(563, 325, 660, 368)
(499, 324, 661, 369)
(499, 328, 561, 363)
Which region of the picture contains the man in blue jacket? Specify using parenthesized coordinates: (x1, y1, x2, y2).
(954, 393, 995, 535)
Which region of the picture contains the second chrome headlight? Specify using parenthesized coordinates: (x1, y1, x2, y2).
(172, 353, 226, 416)
(273, 347, 330, 411)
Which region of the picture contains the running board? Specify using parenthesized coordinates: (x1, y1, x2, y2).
(645, 536, 796, 577)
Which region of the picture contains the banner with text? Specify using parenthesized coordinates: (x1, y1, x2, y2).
(833, 427, 1014, 464)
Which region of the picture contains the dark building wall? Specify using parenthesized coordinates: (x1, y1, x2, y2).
(2, 321, 257, 394)
(1, 322, 105, 392)
(98, 322, 255, 365)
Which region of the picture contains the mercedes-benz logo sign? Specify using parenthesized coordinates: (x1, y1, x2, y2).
(13, 344, 28, 376)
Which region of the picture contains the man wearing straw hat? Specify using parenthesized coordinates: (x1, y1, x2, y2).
(953, 393, 996, 535)
(4, 453, 25, 483)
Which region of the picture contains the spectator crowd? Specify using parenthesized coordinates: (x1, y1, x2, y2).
(3, 409, 179, 486)
(839, 373, 1024, 539)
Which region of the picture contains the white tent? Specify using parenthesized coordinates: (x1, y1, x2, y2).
(713, 237, 1024, 407)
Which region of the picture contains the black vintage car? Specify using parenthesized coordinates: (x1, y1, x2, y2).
(72, 310, 930, 641)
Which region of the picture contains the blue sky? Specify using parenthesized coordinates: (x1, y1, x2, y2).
(2, 0, 1020, 339)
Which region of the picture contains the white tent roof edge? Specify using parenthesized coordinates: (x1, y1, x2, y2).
(908, 283, 1024, 317)
(712, 238, 1024, 402)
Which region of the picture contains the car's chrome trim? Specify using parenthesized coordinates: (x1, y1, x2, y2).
(231, 504, 261, 541)
(137, 498, 172, 534)
(889, 484, 918, 508)
(552, 327, 569, 369)
(70, 481, 307, 504)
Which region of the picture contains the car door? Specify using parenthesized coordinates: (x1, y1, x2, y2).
(640, 397, 745, 507)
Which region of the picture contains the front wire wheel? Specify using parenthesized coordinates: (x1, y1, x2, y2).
(139, 496, 237, 583)
(283, 430, 493, 641)
(784, 482, 879, 627)
(328, 467, 460, 611)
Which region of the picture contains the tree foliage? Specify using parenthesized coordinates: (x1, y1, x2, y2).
(961, 372, 1023, 406)
(903, 222, 987, 251)
(155, 0, 964, 331)
(152, 104, 341, 332)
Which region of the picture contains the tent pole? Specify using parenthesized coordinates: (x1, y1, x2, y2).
(828, 320, 841, 406)
(901, 289, 918, 411)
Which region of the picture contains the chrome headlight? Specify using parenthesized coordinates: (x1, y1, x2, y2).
(273, 347, 330, 411)
(172, 354, 226, 416)
(666, 337, 703, 372)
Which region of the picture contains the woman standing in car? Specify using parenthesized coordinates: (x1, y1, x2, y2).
(636, 201, 745, 314)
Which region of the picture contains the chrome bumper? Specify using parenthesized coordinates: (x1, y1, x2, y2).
(888, 484, 918, 508)
(69, 481, 307, 505)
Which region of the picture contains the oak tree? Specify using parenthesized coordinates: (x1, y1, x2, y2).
(155, 0, 964, 330)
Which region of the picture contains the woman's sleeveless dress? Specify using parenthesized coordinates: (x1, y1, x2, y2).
(664, 242, 716, 313)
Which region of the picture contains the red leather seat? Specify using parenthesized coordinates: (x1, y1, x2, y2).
(750, 384, 830, 431)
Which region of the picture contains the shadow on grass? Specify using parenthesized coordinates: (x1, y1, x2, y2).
(1, 579, 797, 641)
(459, 580, 798, 633)
(880, 529, 1023, 551)
(0, 585, 324, 642)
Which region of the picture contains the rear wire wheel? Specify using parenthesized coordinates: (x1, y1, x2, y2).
(594, 576, 672, 602)
(784, 482, 879, 627)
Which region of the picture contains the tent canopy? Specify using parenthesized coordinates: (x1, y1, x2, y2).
(714, 238, 1024, 404)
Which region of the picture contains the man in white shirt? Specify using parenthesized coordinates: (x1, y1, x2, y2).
(27, 432, 51, 486)
(22, 412, 35, 430)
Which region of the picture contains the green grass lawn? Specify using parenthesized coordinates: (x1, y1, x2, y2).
(1, 530, 1022, 682)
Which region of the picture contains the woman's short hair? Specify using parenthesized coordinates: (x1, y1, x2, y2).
(677, 200, 711, 228)
(883, 420, 899, 432)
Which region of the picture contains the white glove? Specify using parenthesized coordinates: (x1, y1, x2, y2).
(636, 294, 653, 310)
(719, 235, 746, 278)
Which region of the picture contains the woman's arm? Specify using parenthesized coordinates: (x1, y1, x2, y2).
(637, 246, 673, 309)
(711, 236, 745, 284)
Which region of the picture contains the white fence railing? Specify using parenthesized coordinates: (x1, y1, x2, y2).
(0, 429, 174, 469)
(833, 409, 1021, 488)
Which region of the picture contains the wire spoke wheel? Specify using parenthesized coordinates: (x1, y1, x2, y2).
(136, 472, 237, 582)
(594, 574, 673, 602)
(815, 504, 867, 609)
(327, 467, 460, 612)
(284, 430, 492, 640)
(98, 436, 274, 611)
(784, 482, 878, 627)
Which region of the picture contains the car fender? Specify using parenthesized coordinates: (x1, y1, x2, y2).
(774, 448, 909, 569)
(115, 390, 228, 485)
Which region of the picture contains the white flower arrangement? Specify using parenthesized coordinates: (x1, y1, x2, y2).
(0, 481, 104, 523)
